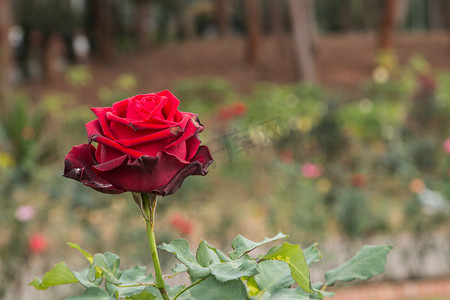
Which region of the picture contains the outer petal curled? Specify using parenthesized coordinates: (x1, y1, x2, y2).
(92, 146, 213, 196)
(63, 144, 125, 194)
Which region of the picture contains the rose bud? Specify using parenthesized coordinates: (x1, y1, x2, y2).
(64, 91, 213, 196)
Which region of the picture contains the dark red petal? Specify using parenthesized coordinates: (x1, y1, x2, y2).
(154, 145, 214, 196)
(191, 145, 214, 167)
(93, 151, 187, 193)
(63, 144, 125, 194)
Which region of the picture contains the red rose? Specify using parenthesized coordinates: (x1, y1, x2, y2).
(64, 91, 213, 196)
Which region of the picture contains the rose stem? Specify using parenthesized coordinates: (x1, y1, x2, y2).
(142, 193, 170, 300)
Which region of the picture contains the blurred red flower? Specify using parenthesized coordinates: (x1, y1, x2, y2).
(280, 150, 294, 164)
(29, 233, 47, 254)
(169, 213, 193, 236)
(232, 101, 247, 116)
(350, 173, 367, 187)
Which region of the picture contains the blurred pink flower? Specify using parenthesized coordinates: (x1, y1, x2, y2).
(28, 233, 47, 254)
(443, 138, 450, 154)
(301, 163, 322, 178)
(15, 205, 36, 222)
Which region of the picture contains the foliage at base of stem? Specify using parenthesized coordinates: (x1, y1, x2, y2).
(29, 234, 392, 300)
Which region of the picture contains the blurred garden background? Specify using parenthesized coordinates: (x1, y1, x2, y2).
(1, 0, 450, 299)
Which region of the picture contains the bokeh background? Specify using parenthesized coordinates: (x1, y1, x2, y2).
(1, 0, 450, 299)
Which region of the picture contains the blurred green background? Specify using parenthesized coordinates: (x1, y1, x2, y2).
(1, 0, 450, 299)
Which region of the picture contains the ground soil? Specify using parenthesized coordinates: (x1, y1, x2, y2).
(24, 31, 450, 102)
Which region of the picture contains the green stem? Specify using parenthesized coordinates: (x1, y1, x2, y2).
(142, 193, 170, 300)
(172, 276, 209, 300)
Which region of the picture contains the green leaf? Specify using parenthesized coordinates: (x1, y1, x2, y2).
(262, 242, 312, 293)
(203, 241, 231, 262)
(106, 265, 154, 297)
(168, 264, 189, 278)
(66, 287, 116, 300)
(167, 285, 191, 300)
(158, 239, 210, 278)
(230, 232, 288, 260)
(247, 276, 261, 297)
(72, 268, 103, 288)
(209, 257, 258, 282)
(196, 241, 221, 267)
(29, 262, 78, 290)
(304, 243, 322, 267)
(325, 245, 393, 286)
(126, 286, 160, 300)
(68, 242, 94, 264)
(254, 260, 295, 295)
(269, 287, 311, 300)
(93, 253, 122, 285)
(127, 289, 159, 300)
(311, 282, 335, 298)
(190, 276, 247, 300)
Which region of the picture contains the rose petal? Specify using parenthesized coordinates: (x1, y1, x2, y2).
(90, 107, 116, 140)
(154, 145, 213, 195)
(185, 136, 201, 161)
(92, 148, 212, 195)
(87, 119, 146, 159)
(116, 126, 179, 148)
(157, 90, 180, 121)
(191, 145, 214, 167)
(63, 144, 125, 194)
(165, 115, 203, 150)
(111, 98, 130, 118)
(145, 94, 167, 119)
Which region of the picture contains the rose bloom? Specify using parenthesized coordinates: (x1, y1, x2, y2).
(64, 91, 213, 195)
(301, 163, 322, 179)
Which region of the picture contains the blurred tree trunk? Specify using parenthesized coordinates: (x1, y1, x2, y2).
(214, 0, 228, 37)
(135, 0, 151, 48)
(0, 0, 12, 92)
(93, 0, 114, 61)
(441, 0, 450, 43)
(339, 0, 352, 31)
(268, 0, 282, 35)
(428, 0, 444, 29)
(288, 0, 316, 82)
(394, 0, 410, 28)
(379, 0, 396, 50)
(244, 0, 261, 65)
